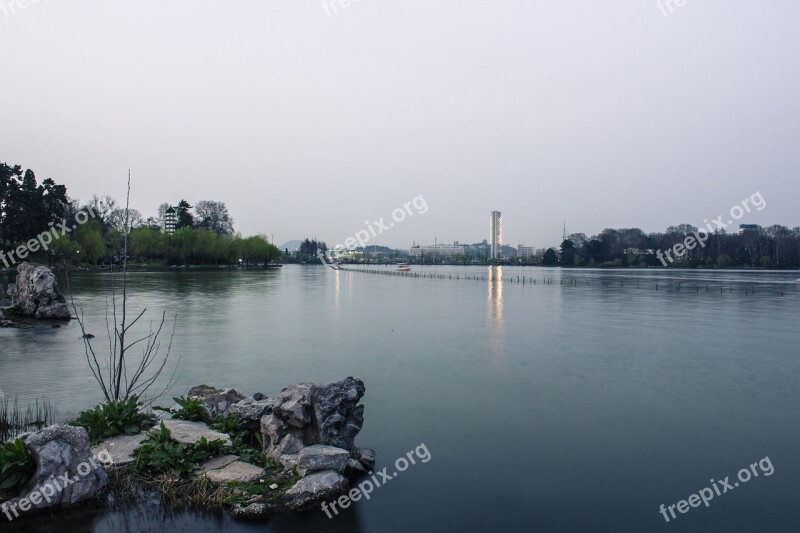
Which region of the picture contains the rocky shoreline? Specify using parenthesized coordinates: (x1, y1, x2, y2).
(1, 378, 374, 524)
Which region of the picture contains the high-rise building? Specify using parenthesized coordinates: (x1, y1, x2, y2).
(490, 211, 502, 260)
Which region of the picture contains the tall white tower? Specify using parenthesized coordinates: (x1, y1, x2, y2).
(490, 211, 502, 260)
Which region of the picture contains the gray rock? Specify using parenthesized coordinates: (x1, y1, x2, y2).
(0, 319, 15, 327)
(150, 420, 232, 447)
(261, 378, 367, 462)
(274, 383, 315, 428)
(281, 470, 349, 511)
(198, 454, 239, 474)
(91, 432, 148, 466)
(187, 384, 246, 417)
(277, 452, 299, 471)
(294, 445, 349, 477)
(228, 397, 274, 421)
(312, 377, 366, 451)
(253, 393, 266, 401)
(345, 449, 375, 477)
(357, 448, 376, 471)
(6, 262, 70, 320)
(203, 461, 265, 483)
(4, 425, 108, 516)
(231, 502, 270, 520)
(261, 414, 305, 457)
(346, 458, 369, 477)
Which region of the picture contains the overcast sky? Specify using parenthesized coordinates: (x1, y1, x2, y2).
(2, 1, 798, 249)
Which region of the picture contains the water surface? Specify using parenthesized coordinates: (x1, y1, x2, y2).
(1, 266, 798, 532)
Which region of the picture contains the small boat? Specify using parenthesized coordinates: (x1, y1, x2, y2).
(397, 264, 411, 272)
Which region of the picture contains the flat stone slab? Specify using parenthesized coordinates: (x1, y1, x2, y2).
(199, 454, 240, 474)
(204, 461, 266, 483)
(92, 432, 149, 466)
(150, 419, 232, 447)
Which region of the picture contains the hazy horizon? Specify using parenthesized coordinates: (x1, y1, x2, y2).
(2, 1, 798, 250)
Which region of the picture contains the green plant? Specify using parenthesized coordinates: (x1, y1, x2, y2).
(155, 396, 208, 423)
(1, 396, 55, 442)
(69, 396, 156, 445)
(209, 415, 266, 467)
(134, 421, 226, 476)
(0, 439, 36, 500)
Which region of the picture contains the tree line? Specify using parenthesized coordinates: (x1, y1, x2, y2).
(1, 162, 280, 267)
(534, 225, 800, 268)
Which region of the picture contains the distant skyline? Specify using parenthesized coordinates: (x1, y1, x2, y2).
(2, 1, 798, 250)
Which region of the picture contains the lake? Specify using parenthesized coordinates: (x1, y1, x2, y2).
(1, 266, 798, 532)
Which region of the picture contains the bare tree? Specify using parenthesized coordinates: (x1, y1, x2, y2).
(70, 174, 181, 403)
(194, 200, 234, 235)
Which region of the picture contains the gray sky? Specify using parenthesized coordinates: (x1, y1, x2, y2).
(2, 1, 798, 249)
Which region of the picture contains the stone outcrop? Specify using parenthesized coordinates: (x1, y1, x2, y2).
(5, 262, 71, 320)
(261, 377, 367, 459)
(260, 377, 374, 511)
(187, 385, 246, 418)
(3, 425, 108, 517)
(313, 377, 366, 451)
(4, 379, 372, 522)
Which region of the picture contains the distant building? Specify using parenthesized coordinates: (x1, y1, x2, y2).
(518, 245, 534, 258)
(163, 206, 177, 234)
(624, 248, 655, 256)
(490, 211, 502, 260)
(409, 243, 465, 257)
(739, 224, 760, 235)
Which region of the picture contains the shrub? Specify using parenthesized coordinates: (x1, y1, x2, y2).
(0, 439, 36, 500)
(70, 396, 156, 445)
(209, 415, 266, 467)
(134, 421, 226, 476)
(155, 396, 208, 423)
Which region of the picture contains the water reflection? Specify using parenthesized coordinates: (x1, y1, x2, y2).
(487, 266, 504, 367)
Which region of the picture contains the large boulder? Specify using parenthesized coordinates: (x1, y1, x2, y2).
(312, 377, 366, 451)
(261, 377, 366, 460)
(6, 262, 70, 320)
(3, 425, 109, 518)
(258, 378, 374, 511)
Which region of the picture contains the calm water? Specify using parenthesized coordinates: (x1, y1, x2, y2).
(1, 266, 799, 532)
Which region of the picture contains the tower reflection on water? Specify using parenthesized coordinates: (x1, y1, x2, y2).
(487, 266, 504, 366)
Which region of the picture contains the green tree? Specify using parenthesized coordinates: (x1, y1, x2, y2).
(559, 239, 576, 266)
(73, 221, 106, 265)
(542, 248, 558, 266)
(175, 200, 194, 229)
